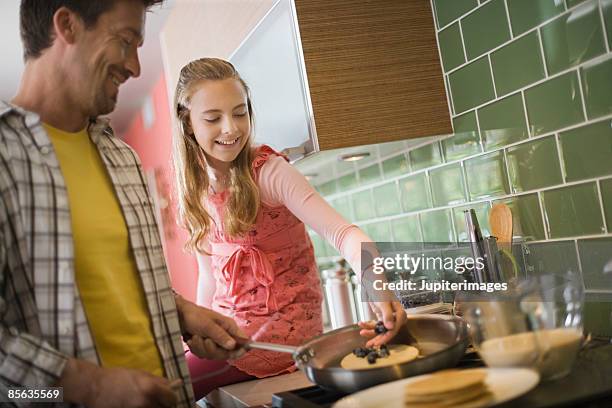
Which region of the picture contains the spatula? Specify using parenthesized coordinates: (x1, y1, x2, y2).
(489, 203, 513, 244)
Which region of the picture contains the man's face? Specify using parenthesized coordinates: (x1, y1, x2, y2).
(72, 1, 145, 117)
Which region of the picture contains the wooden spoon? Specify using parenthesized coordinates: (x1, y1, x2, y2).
(489, 203, 513, 244)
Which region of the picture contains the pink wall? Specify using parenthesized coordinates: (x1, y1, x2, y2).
(122, 75, 198, 302)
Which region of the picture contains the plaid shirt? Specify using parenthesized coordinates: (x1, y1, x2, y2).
(0, 101, 194, 407)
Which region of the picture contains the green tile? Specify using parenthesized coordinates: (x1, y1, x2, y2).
(358, 163, 382, 186)
(506, 136, 563, 192)
(525, 241, 580, 276)
(382, 154, 409, 179)
(578, 238, 612, 290)
(430, 163, 467, 206)
(525, 71, 585, 136)
(601, 178, 612, 228)
(491, 32, 546, 96)
(493, 194, 546, 240)
(336, 172, 359, 192)
(434, 0, 479, 28)
(399, 173, 432, 212)
(408, 143, 442, 171)
(566, 0, 589, 7)
(478, 93, 529, 150)
(541, 1, 606, 75)
(465, 151, 510, 200)
(603, 0, 612, 50)
(310, 234, 328, 257)
(449, 57, 496, 113)
(392, 215, 422, 242)
(580, 56, 612, 120)
(420, 210, 455, 242)
(352, 189, 375, 221)
(378, 140, 406, 158)
(560, 119, 612, 182)
(443, 111, 482, 161)
(453, 202, 491, 242)
(335, 157, 356, 174)
(373, 182, 401, 217)
(584, 299, 612, 337)
(506, 0, 565, 35)
(439, 23, 465, 72)
(542, 182, 605, 238)
(330, 196, 353, 220)
(365, 221, 392, 242)
(317, 180, 337, 196)
(462, 0, 511, 60)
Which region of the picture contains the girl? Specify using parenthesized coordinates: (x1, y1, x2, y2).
(173, 57, 406, 399)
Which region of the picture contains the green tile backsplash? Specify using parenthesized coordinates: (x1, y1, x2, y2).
(478, 93, 529, 149)
(490, 32, 546, 96)
(449, 56, 496, 113)
(442, 111, 482, 161)
(524, 71, 585, 135)
(577, 237, 612, 290)
(465, 151, 510, 199)
(438, 23, 465, 72)
(540, 1, 606, 75)
(506, 136, 563, 192)
(298, 0, 612, 333)
(603, 0, 612, 48)
(461, 0, 511, 60)
(560, 119, 612, 182)
(506, 0, 565, 35)
(542, 183, 604, 238)
(399, 173, 431, 212)
(430, 163, 467, 206)
(433, 0, 478, 28)
(580, 56, 612, 119)
(373, 182, 401, 217)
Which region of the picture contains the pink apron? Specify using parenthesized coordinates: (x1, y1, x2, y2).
(207, 145, 323, 377)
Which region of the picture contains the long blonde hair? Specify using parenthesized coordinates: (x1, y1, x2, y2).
(173, 58, 260, 252)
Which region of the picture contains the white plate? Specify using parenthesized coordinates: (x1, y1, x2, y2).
(332, 368, 540, 408)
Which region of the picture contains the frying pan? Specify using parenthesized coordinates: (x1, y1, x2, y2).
(246, 314, 469, 393)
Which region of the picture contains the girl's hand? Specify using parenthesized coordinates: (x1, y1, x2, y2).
(358, 301, 406, 347)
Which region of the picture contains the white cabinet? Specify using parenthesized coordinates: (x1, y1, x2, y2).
(229, 0, 315, 157)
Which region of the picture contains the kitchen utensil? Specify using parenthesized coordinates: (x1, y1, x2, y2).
(489, 203, 513, 245)
(244, 314, 469, 393)
(332, 367, 540, 408)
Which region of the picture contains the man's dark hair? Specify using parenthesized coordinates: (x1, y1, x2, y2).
(20, 0, 164, 60)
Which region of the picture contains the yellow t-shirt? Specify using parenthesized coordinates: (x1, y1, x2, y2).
(44, 123, 164, 377)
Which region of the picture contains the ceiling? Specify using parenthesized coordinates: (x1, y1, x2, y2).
(0, 0, 175, 136)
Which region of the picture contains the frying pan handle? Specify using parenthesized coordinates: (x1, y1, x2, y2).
(245, 341, 315, 367)
(244, 341, 299, 354)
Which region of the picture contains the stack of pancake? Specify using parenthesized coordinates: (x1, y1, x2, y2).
(404, 369, 493, 408)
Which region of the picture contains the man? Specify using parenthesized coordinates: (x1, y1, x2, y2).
(1, 1, 247, 407)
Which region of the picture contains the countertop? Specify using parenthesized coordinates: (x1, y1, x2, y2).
(203, 370, 313, 408)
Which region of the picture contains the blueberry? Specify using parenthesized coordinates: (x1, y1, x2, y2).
(353, 347, 368, 358)
(367, 352, 378, 364)
(374, 321, 388, 335)
(378, 345, 390, 358)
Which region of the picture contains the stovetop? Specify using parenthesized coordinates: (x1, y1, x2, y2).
(271, 338, 612, 408)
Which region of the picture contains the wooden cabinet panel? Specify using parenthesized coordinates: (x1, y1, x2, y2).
(294, 0, 452, 150)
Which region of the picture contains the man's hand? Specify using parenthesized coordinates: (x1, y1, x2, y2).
(175, 293, 249, 360)
(60, 358, 180, 408)
(358, 301, 407, 347)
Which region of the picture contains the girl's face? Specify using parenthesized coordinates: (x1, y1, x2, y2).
(188, 78, 251, 170)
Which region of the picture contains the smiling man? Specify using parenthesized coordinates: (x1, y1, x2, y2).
(0, 1, 248, 407)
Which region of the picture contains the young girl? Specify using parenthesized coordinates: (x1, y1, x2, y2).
(173, 57, 406, 399)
